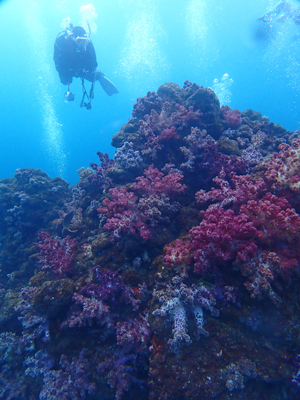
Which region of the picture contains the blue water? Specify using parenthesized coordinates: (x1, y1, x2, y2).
(1, 0, 300, 185)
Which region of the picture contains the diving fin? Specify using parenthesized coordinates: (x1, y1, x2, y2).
(98, 74, 119, 96)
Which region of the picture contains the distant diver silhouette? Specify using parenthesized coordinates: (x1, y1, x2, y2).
(54, 23, 118, 110)
(254, 1, 300, 44)
(258, 1, 300, 25)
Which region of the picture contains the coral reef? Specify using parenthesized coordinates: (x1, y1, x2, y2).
(0, 81, 300, 399)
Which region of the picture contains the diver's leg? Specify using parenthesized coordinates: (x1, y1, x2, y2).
(81, 71, 99, 83)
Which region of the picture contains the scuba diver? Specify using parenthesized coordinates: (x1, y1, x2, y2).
(53, 23, 118, 110)
(254, 1, 300, 44)
(258, 1, 300, 25)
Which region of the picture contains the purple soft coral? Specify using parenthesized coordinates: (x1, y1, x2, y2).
(35, 232, 77, 277)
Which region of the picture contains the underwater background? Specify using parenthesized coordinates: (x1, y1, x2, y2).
(1, 0, 300, 184)
(3, 1, 300, 399)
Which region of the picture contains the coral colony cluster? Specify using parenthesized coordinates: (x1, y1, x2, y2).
(1, 81, 300, 399)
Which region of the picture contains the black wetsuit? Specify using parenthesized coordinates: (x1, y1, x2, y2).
(53, 26, 99, 85)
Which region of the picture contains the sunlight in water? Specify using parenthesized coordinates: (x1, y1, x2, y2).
(55, 0, 69, 14)
(185, 0, 208, 47)
(25, 2, 67, 178)
(118, 0, 168, 91)
(185, 0, 218, 69)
